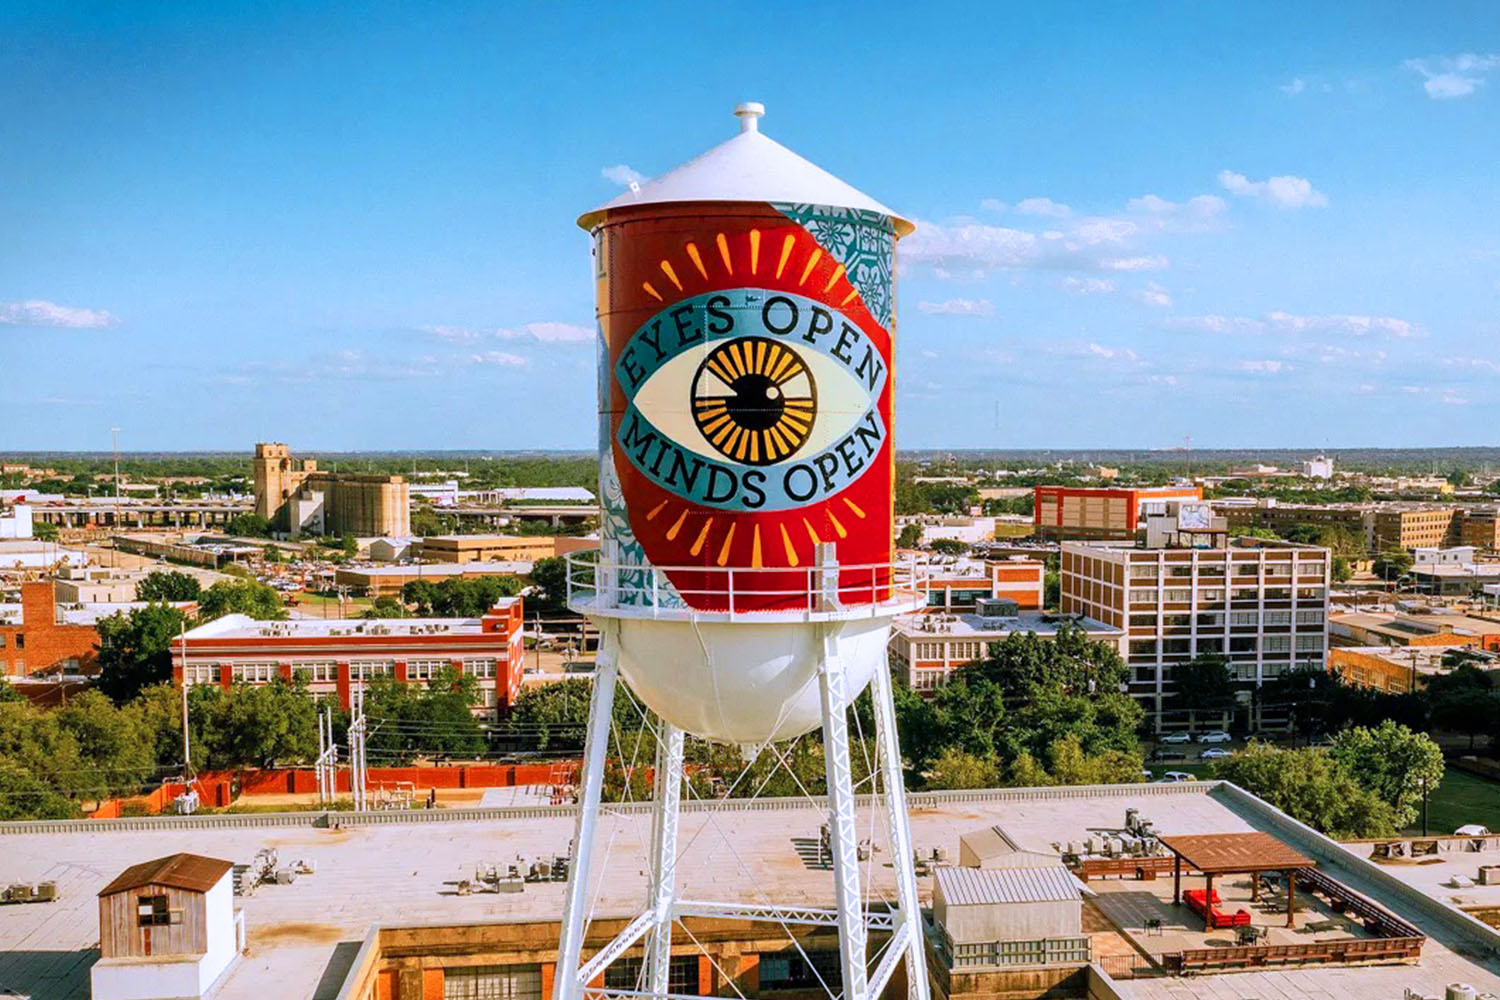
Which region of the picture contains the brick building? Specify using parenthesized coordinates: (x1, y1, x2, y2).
(172, 598, 525, 715)
(0, 581, 104, 678)
(918, 557, 1047, 611)
(1033, 485, 1202, 541)
(889, 611, 1124, 692)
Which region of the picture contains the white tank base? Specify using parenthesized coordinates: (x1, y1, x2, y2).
(612, 616, 891, 744)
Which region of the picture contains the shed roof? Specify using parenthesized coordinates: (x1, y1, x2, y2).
(935, 864, 1085, 906)
(1157, 832, 1314, 874)
(99, 853, 233, 897)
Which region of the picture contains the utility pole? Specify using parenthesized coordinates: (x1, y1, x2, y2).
(179, 624, 192, 777)
(348, 682, 367, 811)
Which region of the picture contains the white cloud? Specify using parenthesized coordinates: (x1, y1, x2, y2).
(1238, 360, 1289, 375)
(1014, 197, 1071, 218)
(917, 298, 993, 316)
(0, 299, 115, 329)
(1442, 390, 1470, 405)
(1280, 77, 1307, 95)
(1135, 282, 1173, 308)
(425, 321, 594, 345)
(979, 198, 1006, 213)
(1100, 255, 1169, 272)
(1404, 53, 1500, 99)
(1061, 277, 1116, 295)
(470, 351, 528, 367)
(1444, 356, 1500, 373)
(1084, 342, 1138, 362)
(1264, 312, 1417, 338)
(601, 164, 644, 187)
(1168, 311, 1417, 338)
(1218, 170, 1328, 209)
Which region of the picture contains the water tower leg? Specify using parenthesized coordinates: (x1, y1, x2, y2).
(871, 658, 931, 1000)
(645, 722, 684, 995)
(817, 631, 869, 1000)
(555, 624, 621, 1000)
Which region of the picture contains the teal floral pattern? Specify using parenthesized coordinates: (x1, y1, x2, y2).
(773, 203, 896, 330)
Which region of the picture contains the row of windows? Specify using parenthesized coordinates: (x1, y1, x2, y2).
(1128, 611, 1324, 629)
(1128, 561, 1326, 580)
(183, 658, 502, 684)
(1129, 634, 1324, 656)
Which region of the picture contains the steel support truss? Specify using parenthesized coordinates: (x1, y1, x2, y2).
(554, 623, 930, 1000)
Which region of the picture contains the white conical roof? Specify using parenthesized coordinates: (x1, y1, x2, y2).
(578, 102, 913, 236)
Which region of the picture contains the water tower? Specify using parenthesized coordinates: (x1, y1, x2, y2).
(557, 103, 928, 1000)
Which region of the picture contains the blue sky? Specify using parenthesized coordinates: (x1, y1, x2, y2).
(2, 1, 1497, 451)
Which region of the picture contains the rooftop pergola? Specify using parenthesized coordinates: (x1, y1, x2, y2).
(1158, 832, 1316, 929)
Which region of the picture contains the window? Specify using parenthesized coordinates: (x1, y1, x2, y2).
(1298, 587, 1326, 601)
(912, 669, 944, 691)
(1264, 562, 1292, 577)
(407, 659, 448, 681)
(14, 634, 23, 649)
(465, 658, 497, 678)
(1163, 638, 1191, 655)
(1130, 564, 1160, 580)
(1167, 565, 1194, 578)
(1164, 588, 1192, 603)
(0, 636, 5, 649)
(1163, 614, 1192, 628)
(1199, 588, 1225, 602)
(231, 663, 277, 683)
(1198, 637, 1224, 654)
(294, 661, 337, 683)
(353, 661, 394, 679)
(136, 894, 176, 927)
(1234, 563, 1259, 577)
(1296, 610, 1324, 626)
(1298, 561, 1326, 577)
(1264, 611, 1291, 626)
(759, 950, 843, 991)
(1129, 639, 1158, 657)
(185, 663, 216, 685)
(1232, 587, 1259, 602)
(1196, 612, 1223, 627)
(604, 956, 698, 993)
(1264, 635, 1291, 653)
(1230, 636, 1258, 653)
(443, 964, 542, 1000)
(1230, 612, 1259, 626)
(1129, 614, 1157, 628)
(1128, 589, 1157, 604)
(1296, 634, 1323, 651)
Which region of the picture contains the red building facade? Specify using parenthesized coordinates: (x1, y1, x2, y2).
(0, 581, 102, 678)
(1034, 485, 1203, 541)
(172, 597, 525, 715)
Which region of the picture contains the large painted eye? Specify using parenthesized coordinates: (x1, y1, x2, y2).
(691, 337, 817, 466)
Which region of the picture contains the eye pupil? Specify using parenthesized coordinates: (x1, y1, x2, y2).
(692, 336, 817, 466)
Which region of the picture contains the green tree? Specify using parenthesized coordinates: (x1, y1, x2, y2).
(198, 579, 287, 621)
(403, 575, 522, 617)
(528, 556, 570, 614)
(1331, 556, 1353, 583)
(224, 513, 274, 538)
(32, 520, 60, 542)
(340, 533, 358, 558)
(1373, 547, 1414, 582)
(896, 523, 922, 549)
(1427, 664, 1499, 751)
(361, 596, 409, 619)
(505, 678, 592, 750)
(355, 669, 485, 762)
(1328, 720, 1444, 829)
(95, 604, 191, 703)
(1211, 743, 1397, 838)
(1171, 655, 1236, 733)
(136, 570, 202, 603)
(263, 545, 283, 564)
(930, 538, 969, 556)
(924, 747, 1000, 790)
(195, 679, 319, 769)
(0, 766, 79, 820)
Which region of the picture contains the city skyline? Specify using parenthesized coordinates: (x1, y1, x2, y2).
(3, 2, 1497, 450)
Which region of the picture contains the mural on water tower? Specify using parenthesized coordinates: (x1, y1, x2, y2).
(594, 202, 897, 612)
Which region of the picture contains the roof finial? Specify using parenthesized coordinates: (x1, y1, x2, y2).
(733, 101, 765, 134)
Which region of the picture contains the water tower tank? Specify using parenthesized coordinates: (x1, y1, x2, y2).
(574, 103, 920, 744)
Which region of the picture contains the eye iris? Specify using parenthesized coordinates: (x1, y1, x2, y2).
(692, 337, 817, 467)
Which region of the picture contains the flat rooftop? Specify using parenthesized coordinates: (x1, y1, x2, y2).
(336, 561, 531, 578)
(183, 605, 518, 640)
(894, 610, 1122, 639)
(2, 783, 1498, 999)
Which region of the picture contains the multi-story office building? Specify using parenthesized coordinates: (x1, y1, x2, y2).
(1033, 485, 1201, 541)
(1462, 507, 1500, 551)
(172, 597, 525, 715)
(1061, 504, 1330, 731)
(252, 442, 411, 538)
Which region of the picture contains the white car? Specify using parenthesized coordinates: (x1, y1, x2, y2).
(1199, 747, 1232, 760)
(1155, 771, 1197, 784)
(1198, 731, 1233, 744)
(1159, 731, 1194, 745)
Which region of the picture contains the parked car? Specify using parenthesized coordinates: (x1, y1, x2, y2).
(1159, 731, 1194, 745)
(1155, 771, 1197, 784)
(1456, 824, 1492, 837)
(1198, 731, 1233, 744)
(1199, 747, 1232, 760)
